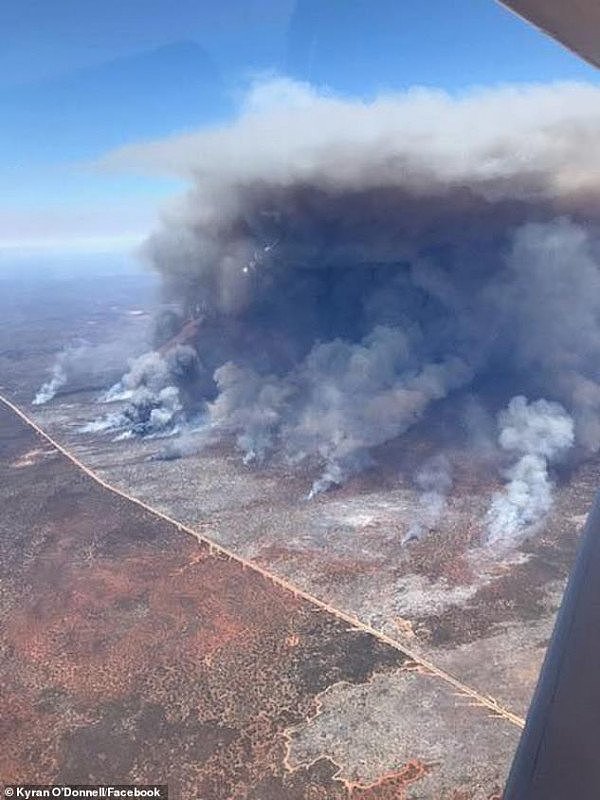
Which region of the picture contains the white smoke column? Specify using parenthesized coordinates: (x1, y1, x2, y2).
(292, 329, 471, 498)
(403, 454, 453, 543)
(499, 220, 600, 452)
(188, 327, 471, 494)
(83, 348, 192, 438)
(33, 332, 149, 406)
(104, 351, 171, 400)
(486, 396, 574, 547)
(33, 361, 67, 405)
(33, 343, 99, 405)
(207, 361, 292, 464)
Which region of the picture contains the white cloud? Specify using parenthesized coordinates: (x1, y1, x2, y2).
(99, 78, 600, 200)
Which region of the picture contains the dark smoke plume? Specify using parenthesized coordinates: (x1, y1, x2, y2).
(95, 79, 600, 541)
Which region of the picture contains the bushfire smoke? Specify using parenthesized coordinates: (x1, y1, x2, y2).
(486, 396, 574, 546)
(87, 79, 600, 541)
(81, 344, 199, 438)
(33, 333, 148, 406)
(403, 455, 453, 544)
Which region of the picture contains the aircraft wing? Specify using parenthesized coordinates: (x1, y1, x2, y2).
(499, 0, 600, 68)
(504, 496, 600, 799)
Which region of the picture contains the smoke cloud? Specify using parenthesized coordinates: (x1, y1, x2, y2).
(486, 396, 574, 546)
(90, 79, 600, 541)
(404, 454, 453, 544)
(82, 345, 200, 438)
(33, 359, 67, 405)
(33, 335, 147, 406)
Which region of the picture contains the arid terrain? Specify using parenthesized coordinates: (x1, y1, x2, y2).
(1, 382, 518, 799)
(1, 266, 593, 797)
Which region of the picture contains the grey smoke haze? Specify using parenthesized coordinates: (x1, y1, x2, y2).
(90, 79, 600, 537)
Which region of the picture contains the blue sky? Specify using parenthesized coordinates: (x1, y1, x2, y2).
(2, 0, 598, 255)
